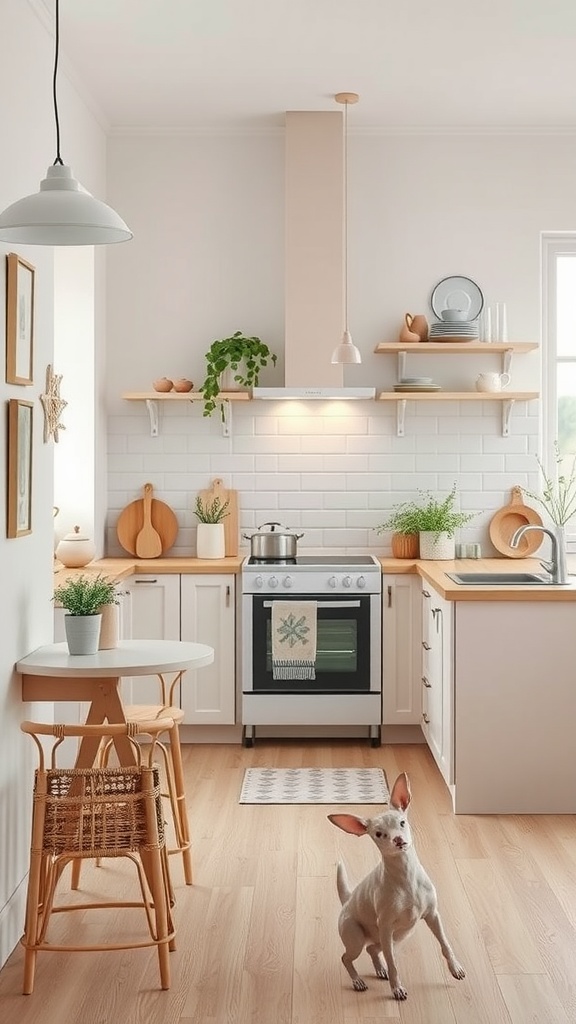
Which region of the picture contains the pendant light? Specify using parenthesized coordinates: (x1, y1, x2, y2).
(0, 0, 132, 246)
(331, 91, 361, 364)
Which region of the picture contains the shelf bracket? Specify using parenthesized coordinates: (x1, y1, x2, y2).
(221, 399, 231, 438)
(398, 350, 407, 382)
(145, 399, 159, 437)
(502, 348, 513, 377)
(396, 399, 407, 437)
(502, 398, 515, 437)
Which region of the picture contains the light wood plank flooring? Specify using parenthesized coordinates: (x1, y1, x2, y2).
(2, 741, 576, 1023)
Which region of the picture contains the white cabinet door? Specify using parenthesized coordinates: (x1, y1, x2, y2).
(123, 574, 181, 704)
(421, 583, 454, 785)
(180, 575, 235, 725)
(382, 574, 421, 725)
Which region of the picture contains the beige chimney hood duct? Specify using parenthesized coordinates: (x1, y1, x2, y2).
(253, 109, 375, 401)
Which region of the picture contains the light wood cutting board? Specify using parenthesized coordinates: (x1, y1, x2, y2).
(489, 485, 543, 558)
(117, 483, 179, 557)
(198, 478, 238, 556)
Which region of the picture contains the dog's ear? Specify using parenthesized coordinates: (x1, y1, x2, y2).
(389, 772, 411, 812)
(327, 813, 368, 836)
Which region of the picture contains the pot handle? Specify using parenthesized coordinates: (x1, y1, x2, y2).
(257, 521, 282, 532)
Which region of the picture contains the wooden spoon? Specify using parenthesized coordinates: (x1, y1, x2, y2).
(135, 482, 163, 557)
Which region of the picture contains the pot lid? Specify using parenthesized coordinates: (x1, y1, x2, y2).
(62, 525, 91, 542)
(254, 522, 297, 537)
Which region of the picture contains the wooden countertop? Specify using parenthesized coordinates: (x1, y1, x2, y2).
(54, 554, 576, 600)
(378, 555, 576, 601)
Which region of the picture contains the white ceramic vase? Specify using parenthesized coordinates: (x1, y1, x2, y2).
(220, 360, 247, 392)
(418, 531, 455, 560)
(196, 522, 225, 559)
(64, 614, 102, 655)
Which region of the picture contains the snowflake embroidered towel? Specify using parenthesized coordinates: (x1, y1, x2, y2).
(271, 601, 317, 680)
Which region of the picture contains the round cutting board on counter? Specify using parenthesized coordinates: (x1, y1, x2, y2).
(116, 483, 178, 557)
(489, 485, 543, 557)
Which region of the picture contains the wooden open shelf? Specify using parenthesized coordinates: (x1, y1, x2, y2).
(121, 391, 250, 402)
(374, 342, 538, 354)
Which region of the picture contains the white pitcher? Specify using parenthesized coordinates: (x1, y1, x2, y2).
(475, 371, 511, 393)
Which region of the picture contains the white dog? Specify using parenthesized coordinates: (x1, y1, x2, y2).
(328, 771, 465, 1000)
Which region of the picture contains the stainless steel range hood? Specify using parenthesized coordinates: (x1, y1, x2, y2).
(256, 110, 374, 402)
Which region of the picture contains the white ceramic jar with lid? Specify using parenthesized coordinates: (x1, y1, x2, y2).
(56, 526, 96, 568)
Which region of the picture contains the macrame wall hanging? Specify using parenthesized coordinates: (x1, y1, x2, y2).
(40, 363, 67, 442)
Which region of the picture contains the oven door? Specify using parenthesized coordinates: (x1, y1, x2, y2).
(243, 593, 380, 694)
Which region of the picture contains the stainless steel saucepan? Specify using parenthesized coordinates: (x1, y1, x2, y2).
(243, 522, 304, 559)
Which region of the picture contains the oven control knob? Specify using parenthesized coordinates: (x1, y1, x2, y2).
(269, 576, 279, 588)
(328, 576, 338, 588)
(255, 575, 264, 589)
(357, 575, 367, 589)
(283, 575, 293, 588)
(343, 575, 352, 588)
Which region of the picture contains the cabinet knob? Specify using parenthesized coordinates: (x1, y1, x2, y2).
(422, 712, 430, 725)
(422, 676, 432, 688)
(422, 641, 431, 650)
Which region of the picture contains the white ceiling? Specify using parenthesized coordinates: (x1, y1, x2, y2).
(34, 0, 576, 132)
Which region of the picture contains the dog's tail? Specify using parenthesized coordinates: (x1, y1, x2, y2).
(336, 860, 353, 905)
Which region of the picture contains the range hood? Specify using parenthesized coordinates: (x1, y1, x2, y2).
(255, 110, 375, 402)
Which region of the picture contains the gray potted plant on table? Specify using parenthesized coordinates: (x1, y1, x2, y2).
(377, 484, 476, 560)
(199, 330, 277, 421)
(193, 494, 230, 559)
(53, 574, 119, 655)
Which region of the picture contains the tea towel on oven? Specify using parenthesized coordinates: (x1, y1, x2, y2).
(271, 601, 317, 680)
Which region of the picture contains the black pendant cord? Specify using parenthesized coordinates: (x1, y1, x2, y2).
(52, 0, 63, 165)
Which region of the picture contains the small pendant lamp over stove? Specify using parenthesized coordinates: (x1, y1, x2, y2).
(331, 91, 361, 365)
(0, 1, 132, 246)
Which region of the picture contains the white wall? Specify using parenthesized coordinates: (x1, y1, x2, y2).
(0, 0, 109, 968)
(104, 130, 576, 556)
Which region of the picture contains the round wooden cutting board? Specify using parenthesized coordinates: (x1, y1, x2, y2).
(489, 486, 544, 558)
(116, 483, 178, 556)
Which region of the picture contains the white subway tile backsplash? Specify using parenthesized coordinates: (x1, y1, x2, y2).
(106, 404, 539, 555)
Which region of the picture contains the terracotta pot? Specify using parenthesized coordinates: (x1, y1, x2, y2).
(391, 532, 419, 559)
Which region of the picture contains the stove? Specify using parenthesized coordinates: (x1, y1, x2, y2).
(241, 554, 382, 746)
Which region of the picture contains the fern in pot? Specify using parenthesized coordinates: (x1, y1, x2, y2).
(194, 494, 229, 559)
(377, 484, 476, 560)
(53, 574, 119, 655)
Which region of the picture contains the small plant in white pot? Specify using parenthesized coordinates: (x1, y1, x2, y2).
(53, 574, 119, 655)
(379, 485, 476, 560)
(194, 494, 229, 559)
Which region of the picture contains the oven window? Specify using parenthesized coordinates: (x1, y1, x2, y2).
(250, 594, 371, 693)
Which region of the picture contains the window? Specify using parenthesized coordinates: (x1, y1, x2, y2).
(542, 234, 576, 547)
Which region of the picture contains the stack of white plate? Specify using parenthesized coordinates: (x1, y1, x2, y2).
(394, 376, 441, 393)
(429, 320, 479, 342)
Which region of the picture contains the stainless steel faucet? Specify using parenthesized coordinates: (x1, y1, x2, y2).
(509, 524, 568, 584)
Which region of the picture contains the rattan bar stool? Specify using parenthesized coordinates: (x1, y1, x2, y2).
(20, 718, 176, 995)
(121, 669, 194, 884)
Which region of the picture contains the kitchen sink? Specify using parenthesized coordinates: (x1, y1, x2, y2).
(447, 572, 552, 585)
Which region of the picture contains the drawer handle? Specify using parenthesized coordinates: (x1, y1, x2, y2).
(134, 578, 158, 584)
(422, 641, 431, 650)
(422, 676, 432, 688)
(422, 590, 431, 598)
(422, 712, 430, 725)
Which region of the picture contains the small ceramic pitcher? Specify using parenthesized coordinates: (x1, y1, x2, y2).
(475, 372, 511, 392)
(404, 313, 429, 341)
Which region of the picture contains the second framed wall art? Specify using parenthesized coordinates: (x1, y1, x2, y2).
(7, 399, 33, 538)
(6, 252, 35, 386)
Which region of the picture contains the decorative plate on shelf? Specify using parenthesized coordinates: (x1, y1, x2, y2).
(430, 275, 484, 321)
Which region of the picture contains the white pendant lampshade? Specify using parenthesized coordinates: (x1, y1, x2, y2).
(331, 91, 360, 365)
(0, 1, 131, 247)
(0, 164, 132, 246)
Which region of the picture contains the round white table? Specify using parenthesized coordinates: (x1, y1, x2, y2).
(18, 639, 214, 768)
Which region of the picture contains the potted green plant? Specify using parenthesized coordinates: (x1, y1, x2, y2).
(53, 573, 119, 655)
(193, 494, 230, 559)
(199, 330, 277, 420)
(376, 484, 476, 560)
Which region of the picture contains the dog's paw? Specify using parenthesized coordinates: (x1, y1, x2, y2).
(450, 960, 466, 980)
(392, 984, 408, 1001)
(375, 965, 388, 980)
(352, 978, 368, 992)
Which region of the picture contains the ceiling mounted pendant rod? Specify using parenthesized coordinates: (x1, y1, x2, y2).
(0, 0, 132, 246)
(331, 91, 361, 365)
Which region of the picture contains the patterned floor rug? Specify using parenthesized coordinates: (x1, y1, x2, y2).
(239, 767, 389, 805)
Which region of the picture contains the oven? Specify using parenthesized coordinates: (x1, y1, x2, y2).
(241, 555, 382, 746)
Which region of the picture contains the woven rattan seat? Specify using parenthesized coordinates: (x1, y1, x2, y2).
(20, 719, 176, 995)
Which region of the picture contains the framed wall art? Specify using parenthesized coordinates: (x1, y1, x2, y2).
(7, 399, 33, 538)
(6, 252, 35, 385)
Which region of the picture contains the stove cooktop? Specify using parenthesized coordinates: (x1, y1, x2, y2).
(244, 555, 379, 570)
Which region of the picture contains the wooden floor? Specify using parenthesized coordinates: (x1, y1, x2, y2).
(2, 741, 576, 1023)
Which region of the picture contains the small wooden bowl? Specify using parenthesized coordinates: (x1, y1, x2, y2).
(153, 378, 173, 392)
(173, 379, 194, 392)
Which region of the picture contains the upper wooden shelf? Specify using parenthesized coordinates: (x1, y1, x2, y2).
(122, 391, 250, 401)
(377, 391, 538, 401)
(374, 342, 538, 354)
